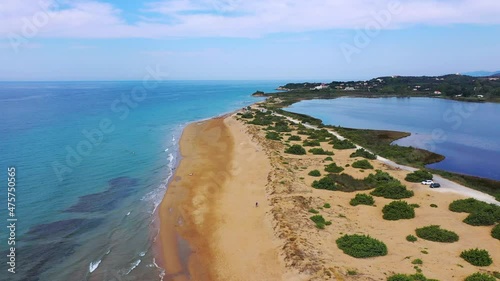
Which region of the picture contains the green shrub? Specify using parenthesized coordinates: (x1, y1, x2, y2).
(365, 170, 397, 186)
(312, 176, 337, 191)
(308, 148, 334, 155)
(323, 203, 331, 208)
(310, 215, 331, 229)
(288, 135, 301, 141)
(492, 224, 500, 240)
(303, 140, 321, 147)
(350, 148, 377, 160)
(460, 249, 493, 266)
(265, 131, 281, 140)
(325, 163, 345, 173)
(405, 170, 433, 183)
(430, 204, 438, 208)
(382, 201, 416, 220)
(464, 273, 496, 281)
(324, 156, 333, 161)
(406, 235, 417, 242)
(415, 225, 459, 243)
(496, 194, 500, 202)
(309, 208, 319, 214)
(412, 259, 423, 265)
(336, 234, 387, 258)
(350, 193, 375, 206)
(241, 112, 253, 119)
(308, 170, 321, 177)
(331, 139, 357, 150)
(449, 198, 491, 213)
(464, 212, 496, 226)
(387, 273, 439, 281)
(370, 181, 414, 199)
(329, 173, 372, 192)
(285, 145, 306, 155)
(410, 204, 420, 208)
(352, 160, 374, 169)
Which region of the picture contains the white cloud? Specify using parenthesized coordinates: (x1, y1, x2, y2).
(0, 0, 499, 39)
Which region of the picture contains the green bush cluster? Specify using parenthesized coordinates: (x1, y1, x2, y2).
(492, 224, 500, 240)
(312, 176, 337, 191)
(352, 159, 374, 169)
(309, 208, 319, 214)
(415, 225, 459, 243)
(449, 198, 500, 226)
(308, 148, 334, 155)
(308, 170, 321, 177)
(285, 144, 306, 155)
(460, 248, 493, 266)
(406, 235, 417, 242)
(310, 215, 331, 229)
(405, 170, 433, 183)
(350, 148, 377, 160)
(382, 201, 416, 220)
(365, 170, 397, 185)
(307, 129, 334, 142)
(266, 120, 292, 132)
(324, 156, 333, 161)
(303, 140, 321, 147)
(324, 163, 345, 173)
(336, 234, 387, 258)
(330, 138, 357, 150)
(265, 131, 281, 140)
(464, 273, 496, 281)
(350, 193, 375, 206)
(288, 135, 301, 141)
(370, 181, 414, 199)
(241, 112, 254, 119)
(329, 173, 372, 192)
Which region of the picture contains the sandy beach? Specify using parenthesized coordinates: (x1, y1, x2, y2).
(157, 109, 499, 281)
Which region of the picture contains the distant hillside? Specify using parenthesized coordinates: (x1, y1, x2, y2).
(463, 70, 500, 77)
(277, 74, 500, 101)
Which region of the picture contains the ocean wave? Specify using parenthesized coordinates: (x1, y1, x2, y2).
(123, 259, 141, 275)
(89, 259, 102, 273)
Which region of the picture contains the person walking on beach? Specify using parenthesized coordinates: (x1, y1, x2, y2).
(255, 202, 258, 207)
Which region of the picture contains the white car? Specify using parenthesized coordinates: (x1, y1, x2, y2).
(421, 180, 434, 185)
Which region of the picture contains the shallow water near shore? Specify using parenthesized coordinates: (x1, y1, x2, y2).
(286, 97, 500, 180)
(0, 81, 282, 280)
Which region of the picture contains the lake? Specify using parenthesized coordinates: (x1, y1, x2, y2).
(285, 97, 500, 180)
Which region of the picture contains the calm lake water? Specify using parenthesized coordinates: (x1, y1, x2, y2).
(286, 97, 500, 180)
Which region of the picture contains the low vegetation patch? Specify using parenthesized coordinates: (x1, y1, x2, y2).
(303, 140, 321, 147)
(323, 203, 331, 208)
(387, 273, 439, 281)
(406, 235, 417, 242)
(309, 208, 319, 214)
(350, 193, 375, 206)
(329, 173, 372, 192)
(265, 131, 281, 140)
(324, 163, 345, 173)
(411, 259, 423, 265)
(370, 181, 414, 199)
(430, 204, 438, 208)
(308, 170, 321, 177)
(464, 273, 496, 281)
(288, 135, 301, 141)
(310, 215, 331, 229)
(449, 198, 500, 226)
(324, 156, 333, 161)
(460, 249, 493, 266)
(330, 138, 357, 150)
(415, 225, 459, 243)
(336, 234, 387, 258)
(285, 144, 306, 155)
(492, 224, 500, 240)
(312, 176, 337, 191)
(382, 201, 416, 220)
(352, 159, 374, 169)
(308, 148, 334, 155)
(350, 148, 377, 160)
(405, 170, 433, 183)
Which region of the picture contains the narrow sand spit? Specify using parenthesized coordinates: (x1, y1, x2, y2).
(158, 112, 499, 281)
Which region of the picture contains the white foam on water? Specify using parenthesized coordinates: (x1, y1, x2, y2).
(89, 259, 102, 273)
(126, 211, 131, 216)
(139, 251, 146, 257)
(124, 259, 141, 275)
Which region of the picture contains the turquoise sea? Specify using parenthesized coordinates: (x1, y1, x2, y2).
(0, 81, 283, 281)
(286, 97, 500, 180)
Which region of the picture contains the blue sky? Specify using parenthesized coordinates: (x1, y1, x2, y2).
(0, 0, 499, 81)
